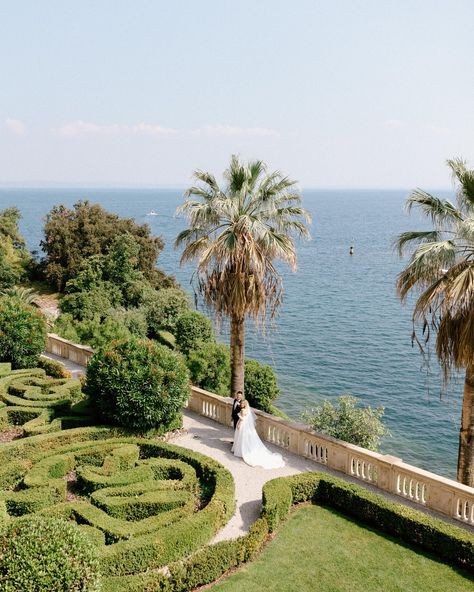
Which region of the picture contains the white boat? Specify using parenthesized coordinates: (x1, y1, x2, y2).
(146, 210, 158, 216)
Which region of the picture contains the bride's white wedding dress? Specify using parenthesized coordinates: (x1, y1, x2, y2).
(231, 409, 285, 469)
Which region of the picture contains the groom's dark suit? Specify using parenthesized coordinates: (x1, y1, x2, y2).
(232, 398, 241, 430)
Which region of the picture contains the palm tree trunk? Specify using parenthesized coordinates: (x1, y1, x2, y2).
(230, 314, 245, 396)
(457, 364, 474, 486)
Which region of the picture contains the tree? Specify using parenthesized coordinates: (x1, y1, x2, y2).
(0, 207, 30, 288)
(176, 156, 310, 395)
(174, 311, 214, 355)
(187, 341, 230, 396)
(41, 201, 167, 291)
(244, 358, 279, 413)
(396, 158, 474, 485)
(302, 395, 388, 451)
(0, 295, 47, 368)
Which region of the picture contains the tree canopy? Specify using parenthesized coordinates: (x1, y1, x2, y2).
(41, 200, 167, 291)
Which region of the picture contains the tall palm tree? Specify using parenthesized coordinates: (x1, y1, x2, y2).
(396, 158, 474, 486)
(176, 156, 311, 396)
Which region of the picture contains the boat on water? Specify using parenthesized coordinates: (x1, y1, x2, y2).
(146, 210, 158, 216)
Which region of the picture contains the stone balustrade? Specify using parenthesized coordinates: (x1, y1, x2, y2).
(46, 333, 94, 367)
(45, 332, 474, 528)
(188, 385, 474, 528)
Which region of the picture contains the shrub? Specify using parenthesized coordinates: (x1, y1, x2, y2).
(38, 355, 72, 378)
(60, 283, 120, 321)
(174, 311, 214, 355)
(145, 287, 190, 335)
(55, 314, 133, 350)
(86, 337, 190, 431)
(302, 394, 388, 451)
(0, 516, 101, 592)
(244, 358, 279, 413)
(0, 295, 47, 369)
(187, 341, 230, 396)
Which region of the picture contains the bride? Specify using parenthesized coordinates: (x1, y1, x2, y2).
(231, 400, 285, 469)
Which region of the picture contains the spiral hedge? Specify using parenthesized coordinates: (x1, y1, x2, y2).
(0, 362, 92, 436)
(0, 427, 235, 588)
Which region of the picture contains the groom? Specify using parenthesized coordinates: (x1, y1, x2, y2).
(232, 390, 243, 431)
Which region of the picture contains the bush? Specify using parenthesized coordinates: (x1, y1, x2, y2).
(0, 295, 47, 369)
(0, 516, 101, 592)
(86, 337, 190, 431)
(244, 358, 279, 413)
(187, 341, 230, 396)
(175, 311, 214, 355)
(55, 314, 133, 349)
(38, 355, 72, 378)
(145, 288, 190, 335)
(0, 428, 235, 587)
(302, 394, 388, 451)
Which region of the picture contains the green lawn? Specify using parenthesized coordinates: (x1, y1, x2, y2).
(211, 505, 474, 592)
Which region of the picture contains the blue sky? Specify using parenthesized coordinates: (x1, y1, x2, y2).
(1, 0, 473, 188)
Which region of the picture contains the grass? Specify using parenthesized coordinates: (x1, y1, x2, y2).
(211, 505, 474, 592)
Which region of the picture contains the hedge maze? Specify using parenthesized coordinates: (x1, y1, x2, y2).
(0, 427, 235, 588)
(0, 362, 93, 436)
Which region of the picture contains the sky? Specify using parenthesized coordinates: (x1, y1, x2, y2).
(0, 0, 473, 188)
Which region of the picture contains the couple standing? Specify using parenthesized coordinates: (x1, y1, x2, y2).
(231, 391, 285, 469)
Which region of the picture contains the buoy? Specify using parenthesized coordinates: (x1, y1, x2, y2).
(349, 246, 354, 255)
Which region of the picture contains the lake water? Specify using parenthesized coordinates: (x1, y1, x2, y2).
(0, 188, 462, 478)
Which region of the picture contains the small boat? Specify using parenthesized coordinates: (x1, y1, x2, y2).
(146, 210, 158, 216)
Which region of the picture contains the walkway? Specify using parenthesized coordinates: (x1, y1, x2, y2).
(175, 409, 472, 541)
(44, 352, 473, 538)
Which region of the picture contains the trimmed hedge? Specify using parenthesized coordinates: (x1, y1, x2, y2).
(103, 471, 474, 592)
(261, 473, 474, 570)
(0, 364, 91, 436)
(0, 516, 101, 592)
(0, 427, 235, 586)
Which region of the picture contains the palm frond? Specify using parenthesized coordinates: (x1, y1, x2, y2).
(395, 230, 441, 256)
(406, 189, 463, 225)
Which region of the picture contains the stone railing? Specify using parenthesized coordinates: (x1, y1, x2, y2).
(189, 385, 474, 528)
(45, 333, 474, 528)
(46, 333, 94, 367)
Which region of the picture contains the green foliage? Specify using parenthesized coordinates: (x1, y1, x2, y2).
(145, 287, 190, 334)
(0, 365, 91, 436)
(0, 428, 235, 588)
(54, 314, 133, 349)
(0, 296, 46, 368)
(37, 356, 72, 378)
(41, 200, 165, 291)
(86, 337, 190, 431)
(187, 341, 230, 396)
(302, 394, 388, 451)
(244, 359, 279, 413)
(175, 311, 214, 355)
(156, 330, 176, 349)
(0, 207, 30, 289)
(0, 516, 101, 592)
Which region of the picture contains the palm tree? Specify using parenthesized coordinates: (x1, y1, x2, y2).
(176, 156, 311, 396)
(396, 158, 474, 486)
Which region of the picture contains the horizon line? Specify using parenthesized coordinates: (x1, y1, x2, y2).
(0, 183, 453, 192)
